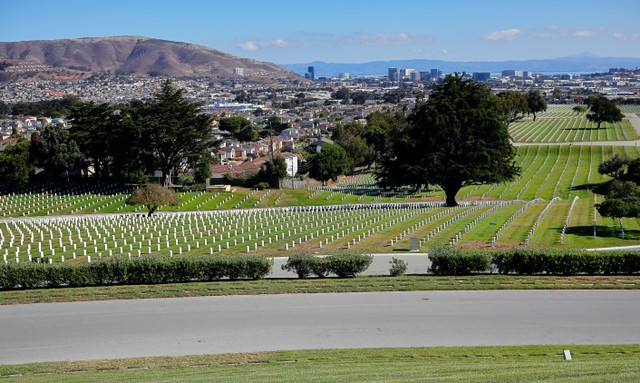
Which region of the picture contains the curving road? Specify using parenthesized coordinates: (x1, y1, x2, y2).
(1, 290, 639, 365)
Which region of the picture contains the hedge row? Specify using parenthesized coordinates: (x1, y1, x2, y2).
(0, 255, 272, 290)
(281, 253, 373, 278)
(491, 248, 640, 275)
(428, 247, 640, 275)
(428, 247, 491, 275)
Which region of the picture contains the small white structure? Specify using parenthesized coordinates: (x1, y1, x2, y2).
(281, 152, 298, 176)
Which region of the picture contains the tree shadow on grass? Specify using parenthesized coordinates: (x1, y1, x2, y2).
(562, 127, 601, 131)
(570, 181, 609, 194)
(562, 225, 640, 240)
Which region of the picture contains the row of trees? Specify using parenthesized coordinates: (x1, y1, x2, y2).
(2, 81, 215, 186)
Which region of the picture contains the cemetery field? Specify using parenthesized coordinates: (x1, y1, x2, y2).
(2, 143, 640, 263)
(1, 345, 639, 382)
(508, 104, 639, 143)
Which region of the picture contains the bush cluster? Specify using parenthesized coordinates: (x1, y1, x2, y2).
(491, 248, 640, 275)
(282, 253, 373, 278)
(0, 255, 272, 290)
(428, 246, 491, 275)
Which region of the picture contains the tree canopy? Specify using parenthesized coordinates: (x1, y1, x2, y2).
(526, 90, 547, 121)
(260, 154, 288, 188)
(596, 155, 640, 219)
(376, 74, 519, 206)
(126, 184, 180, 216)
(496, 90, 528, 127)
(30, 124, 82, 182)
(0, 140, 32, 184)
(586, 94, 623, 129)
(309, 144, 351, 185)
(142, 80, 214, 186)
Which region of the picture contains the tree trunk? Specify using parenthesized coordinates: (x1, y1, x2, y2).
(148, 205, 157, 217)
(442, 181, 462, 207)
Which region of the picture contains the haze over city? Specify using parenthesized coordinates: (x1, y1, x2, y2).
(4, 0, 640, 64)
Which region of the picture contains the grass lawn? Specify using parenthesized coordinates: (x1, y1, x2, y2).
(1, 274, 639, 305)
(1, 345, 639, 382)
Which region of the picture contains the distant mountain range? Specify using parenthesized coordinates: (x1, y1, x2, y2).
(284, 54, 640, 78)
(0, 36, 303, 83)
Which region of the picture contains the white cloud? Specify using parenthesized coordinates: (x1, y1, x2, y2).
(347, 32, 427, 46)
(237, 38, 291, 51)
(574, 30, 596, 38)
(613, 32, 640, 40)
(483, 28, 523, 41)
(238, 40, 258, 51)
(272, 39, 288, 47)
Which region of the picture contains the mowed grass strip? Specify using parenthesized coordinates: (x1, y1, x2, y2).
(1, 275, 639, 305)
(1, 345, 639, 383)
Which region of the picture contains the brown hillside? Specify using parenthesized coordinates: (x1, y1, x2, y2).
(0, 36, 303, 83)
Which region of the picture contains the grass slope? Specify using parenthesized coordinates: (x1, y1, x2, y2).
(2, 345, 639, 383)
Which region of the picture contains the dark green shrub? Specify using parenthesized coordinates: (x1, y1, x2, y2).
(312, 257, 330, 278)
(326, 253, 373, 278)
(282, 253, 317, 278)
(200, 256, 228, 281)
(14, 262, 48, 288)
(224, 257, 247, 280)
(389, 257, 408, 276)
(429, 246, 490, 275)
(243, 256, 272, 279)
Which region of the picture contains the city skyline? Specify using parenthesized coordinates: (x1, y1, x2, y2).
(3, 0, 640, 65)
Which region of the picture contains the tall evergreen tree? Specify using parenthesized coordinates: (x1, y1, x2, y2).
(141, 80, 214, 186)
(30, 125, 82, 182)
(376, 74, 519, 206)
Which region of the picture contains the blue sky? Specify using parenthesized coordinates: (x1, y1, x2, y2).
(3, 0, 640, 64)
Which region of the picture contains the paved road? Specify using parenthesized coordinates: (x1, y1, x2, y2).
(271, 253, 431, 278)
(1, 290, 639, 364)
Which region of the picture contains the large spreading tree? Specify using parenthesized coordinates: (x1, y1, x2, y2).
(142, 80, 214, 186)
(376, 74, 520, 206)
(586, 94, 623, 129)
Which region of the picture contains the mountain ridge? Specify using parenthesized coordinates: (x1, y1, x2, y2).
(283, 54, 640, 77)
(0, 36, 304, 83)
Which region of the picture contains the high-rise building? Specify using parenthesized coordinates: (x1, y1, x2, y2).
(430, 69, 442, 80)
(501, 70, 524, 77)
(233, 67, 244, 76)
(472, 72, 491, 82)
(306, 66, 315, 80)
(388, 67, 398, 81)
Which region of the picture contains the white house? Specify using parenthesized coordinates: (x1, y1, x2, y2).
(281, 152, 298, 177)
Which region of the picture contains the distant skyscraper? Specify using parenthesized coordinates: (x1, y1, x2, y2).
(388, 67, 398, 81)
(306, 66, 315, 80)
(430, 69, 442, 81)
(472, 72, 491, 82)
(233, 67, 244, 76)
